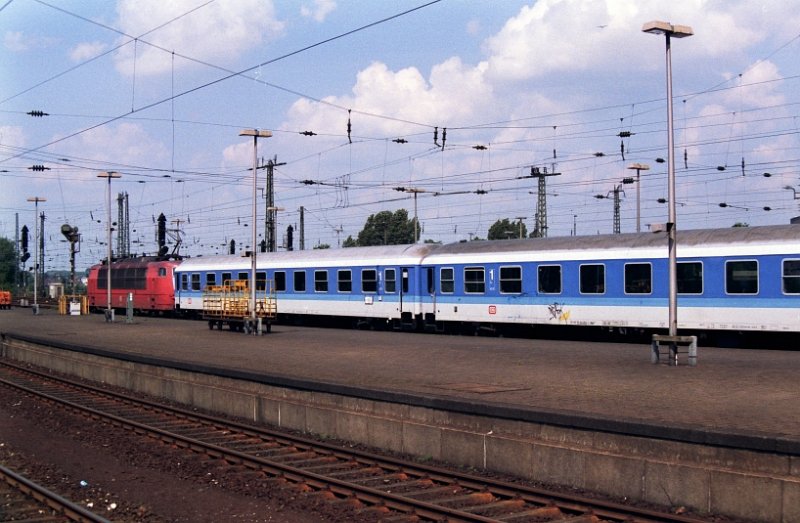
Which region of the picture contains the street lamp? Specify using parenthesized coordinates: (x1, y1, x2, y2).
(240, 129, 272, 332)
(97, 171, 121, 321)
(627, 163, 650, 233)
(643, 20, 693, 339)
(26, 196, 46, 313)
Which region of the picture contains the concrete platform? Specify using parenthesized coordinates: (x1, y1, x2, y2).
(2, 308, 799, 521)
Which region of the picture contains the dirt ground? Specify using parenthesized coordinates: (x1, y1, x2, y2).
(0, 381, 361, 522)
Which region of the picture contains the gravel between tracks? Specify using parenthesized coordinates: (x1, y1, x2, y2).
(0, 378, 365, 522)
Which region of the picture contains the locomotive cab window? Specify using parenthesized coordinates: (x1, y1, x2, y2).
(726, 260, 758, 294)
(440, 267, 454, 294)
(362, 269, 377, 293)
(624, 263, 651, 294)
(294, 271, 306, 292)
(677, 262, 703, 294)
(191, 273, 201, 291)
(464, 267, 485, 294)
(314, 270, 328, 292)
(384, 269, 396, 293)
(274, 271, 286, 292)
(579, 264, 605, 294)
(537, 265, 561, 294)
(338, 269, 352, 293)
(782, 259, 800, 294)
(205, 273, 216, 288)
(500, 266, 522, 294)
(158, 267, 167, 277)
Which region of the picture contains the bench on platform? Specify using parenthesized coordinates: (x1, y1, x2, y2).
(651, 334, 697, 366)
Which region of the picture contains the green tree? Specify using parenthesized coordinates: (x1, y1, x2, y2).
(488, 218, 527, 240)
(0, 238, 18, 289)
(342, 235, 358, 248)
(314, 243, 331, 249)
(357, 209, 418, 246)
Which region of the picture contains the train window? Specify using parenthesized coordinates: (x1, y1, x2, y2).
(205, 273, 216, 288)
(782, 260, 800, 294)
(500, 266, 522, 294)
(537, 265, 561, 294)
(677, 262, 703, 294)
(256, 271, 267, 291)
(315, 270, 328, 292)
(464, 267, 485, 294)
(726, 260, 758, 294)
(338, 270, 352, 293)
(222, 272, 232, 286)
(191, 273, 201, 291)
(238, 272, 249, 282)
(624, 263, 651, 294)
(362, 269, 377, 293)
(294, 271, 306, 292)
(158, 267, 167, 277)
(274, 271, 286, 292)
(384, 269, 396, 293)
(440, 268, 454, 293)
(579, 264, 605, 294)
(181, 273, 189, 291)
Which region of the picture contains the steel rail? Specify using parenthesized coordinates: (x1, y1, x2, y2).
(0, 359, 709, 523)
(0, 464, 111, 523)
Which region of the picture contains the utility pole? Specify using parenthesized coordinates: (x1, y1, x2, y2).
(595, 184, 625, 234)
(38, 211, 46, 296)
(299, 206, 305, 250)
(117, 192, 130, 258)
(264, 156, 286, 253)
(523, 167, 560, 238)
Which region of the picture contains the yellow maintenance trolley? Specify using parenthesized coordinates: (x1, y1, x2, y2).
(202, 279, 276, 334)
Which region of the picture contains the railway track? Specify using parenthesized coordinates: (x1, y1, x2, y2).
(0, 463, 110, 523)
(0, 360, 710, 523)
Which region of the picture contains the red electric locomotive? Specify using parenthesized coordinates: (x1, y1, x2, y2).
(87, 257, 179, 314)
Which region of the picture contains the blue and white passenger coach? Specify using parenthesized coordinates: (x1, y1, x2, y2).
(175, 243, 437, 328)
(175, 224, 800, 336)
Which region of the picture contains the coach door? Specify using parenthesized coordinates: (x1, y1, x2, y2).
(420, 265, 436, 324)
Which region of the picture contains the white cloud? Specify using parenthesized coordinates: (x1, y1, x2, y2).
(64, 123, 169, 167)
(112, 0, 285, 76)
(0, 126, 26, 148)
(4, 31, 27, 51)
(285, 58, 493, 137)
(483, 0, 800, 81)
(69, 41, 108, 62)
(300, 0, 336, 23)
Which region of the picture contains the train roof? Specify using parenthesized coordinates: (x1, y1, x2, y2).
(425, 223, 800, 263)
(177, 243, 438, 271)
(175, 224, 800, 271)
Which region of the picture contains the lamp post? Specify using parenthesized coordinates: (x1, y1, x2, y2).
(97, 171, 121, 321)
(26, 196, 46, 313)
(643, 20, 693, 339)
(239, 129, 272, 331)
(627, 163, 650, 233)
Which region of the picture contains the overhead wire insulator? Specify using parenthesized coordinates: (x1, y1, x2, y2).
(28, 165, 50, 171)
(300, 131, 317, 136)
(392, 138, 407, 144)
(346, 109, 352, 144)
(441, 128, 446, 150)
(433, 126, 439, 146)
(473, 145, 487, 150)
(27, 110, 49, 117)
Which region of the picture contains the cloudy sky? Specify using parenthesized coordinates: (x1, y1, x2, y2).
(2, 0, 799, 271)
